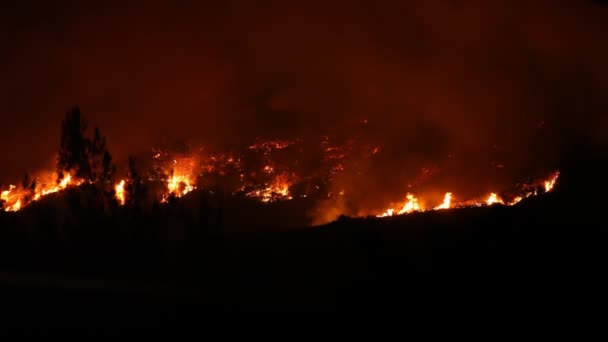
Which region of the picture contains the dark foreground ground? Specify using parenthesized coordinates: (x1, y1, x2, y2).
(0, 156, 606, 323)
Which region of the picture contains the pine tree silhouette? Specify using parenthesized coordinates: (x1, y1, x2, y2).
(57, 107, 91, 181)
(90, 126, 116, 189)
(57, 107, 116, 187)
(125, 156, 146, 208)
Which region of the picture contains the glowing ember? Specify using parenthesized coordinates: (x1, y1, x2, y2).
(435, 192, 452, 210)
(248, 139, 295, 153)
(486, 193, 503, 205)
(115, 180, 126, 205)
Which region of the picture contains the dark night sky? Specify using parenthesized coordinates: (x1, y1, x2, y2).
(1, 0, 607, 189)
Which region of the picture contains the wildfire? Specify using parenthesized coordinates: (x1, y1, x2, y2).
(115, 180, 126, 205)
(509, 196, 523, 205)
(167, 175, 194, 196)
(2, 129, 562, 222)
(1, 186, 15, 201)
(1, 186, 20, 212)
(486, 193, 503, 205)
(1, 173, 85, 212)
(59, 174, 72, 188)
(375, 172, 560, 218)
(544, 171, 559, 192)
(162, 174, 195, 202)
(246, 174, 293, 203)
(11, 199, 21, 211)
(379, 209, 395, 217)
(248, 139, 295, 153)
(435, 192, 452, 210)
(399, 194, 421, 214)
(154, 157, 198, 203)
(379, 194, 422, 217)
(41, 174, 83, 197)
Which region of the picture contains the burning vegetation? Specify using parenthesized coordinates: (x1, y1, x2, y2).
(0, 108, 561, 224)
(376, 171, 559, 218)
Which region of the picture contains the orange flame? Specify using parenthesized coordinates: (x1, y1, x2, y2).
(163, 158, 197, 200)
(375, 171, 559, 218)
(398, 194, 421, 214)
(486, 193, 503, 205)
(1, 186, 15, 202)
(115, 180, 126, 205)
(378, 193, 422, 217)
(167, 175, 195, 198)
(246, 174, 293, 203)
(378, 208, 395, 217)
(1, 186, 20, 212)
(508, 196, 523, 205)
(59, 174, 72, 188)
(1, 173, 85, 212)
(435, 192, 452, 210)
(544, 172, 559, 192)
(11, 199, 21, 212)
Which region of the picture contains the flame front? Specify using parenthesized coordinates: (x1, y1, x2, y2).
(379, 194, 422, 217)
(1, 132, 561, 221)
(1, 173, 84, 212)
(374, 172, 560, 218)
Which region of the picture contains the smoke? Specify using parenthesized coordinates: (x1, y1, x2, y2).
(1, 1, 607, 221)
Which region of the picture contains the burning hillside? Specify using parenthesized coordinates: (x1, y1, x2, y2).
(1, 173, 86, 212)
(0, 108, 561, 225)
(377, 171, 559, 218)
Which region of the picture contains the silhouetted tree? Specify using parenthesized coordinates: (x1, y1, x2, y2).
(102, 150, 115, 182)
(57, 107, 91, 181)
(89, 126, 116, 185)
(57, 107, 116, 187)
(125, 156, 146, 208)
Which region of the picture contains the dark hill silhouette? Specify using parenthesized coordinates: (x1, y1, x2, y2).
(1, 149, 606, 317)
(0, 124, 606, 320)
